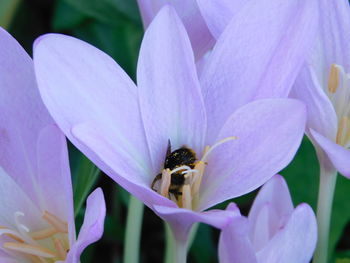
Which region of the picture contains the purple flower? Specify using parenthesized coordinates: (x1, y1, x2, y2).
(219, 175, 317, 263)
(292, 0, 350, 178)
(33, 6, 306, 244)
(136, 0, 214, 59)
(197, 0, 318, 99)
(0, 27, 106, 263)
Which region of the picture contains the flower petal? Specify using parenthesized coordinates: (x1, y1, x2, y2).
(196, 0, 248, 39)
(34, 34, 152, 188)
(248, 175, 294, 241)
(219, 204, 257, 263)
(310, 129, 350, 178)
(36, 124, 75, 244)
(0, 167, 43, 230)
(72, 122, 175, 208)
(291, 65, 338, 140)
(0, 27, 53, 201)
(200, 0, 318, 141)
(250, 204, 274, 251)
(66, 188, 106, 263)
(313, 0, 350, 75)
(153, 203, 239, 243)
(198, 99, 306, 210)
(0, 258, 17, 263)
(256, 204, 317, 263)
(137, 6, 206, 171)
(137, 1, 214, 59)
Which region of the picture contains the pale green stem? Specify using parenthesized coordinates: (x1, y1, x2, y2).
(172, 238, 187, 263)
(164, 223, 190, 263)
(313, 162, 337, 263)
(187, 223, 199, 249)
(164, 223, 174, 263)
(123, 195, 144, 263)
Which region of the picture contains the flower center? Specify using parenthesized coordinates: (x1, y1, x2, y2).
(151, 136, 237, 209)
(327, 64, 350, 148)
(0, 211, 69, 262)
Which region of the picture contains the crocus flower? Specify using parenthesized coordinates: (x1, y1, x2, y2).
(219, 175, 317, 263)
(291, 1, 350, 261)
(197, 0, 318, 98)
(0, 27, 106, 263)
(292, 0, 350, 178)
(34, 5, 307, 253)
(136, 0, 214, 59)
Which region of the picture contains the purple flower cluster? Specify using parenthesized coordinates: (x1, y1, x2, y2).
(0, 0, 349, 262)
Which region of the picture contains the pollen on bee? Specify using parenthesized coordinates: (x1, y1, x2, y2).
(151, 136, 237, 209)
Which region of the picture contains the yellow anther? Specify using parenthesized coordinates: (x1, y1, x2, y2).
(160, 169, 171, 197)
(31, 227, 59, 240)
(328, 64, 340, 93)
(1, 213, 70, 262)
(27, 255, 47, 263)
(336, 117, 350, 145)
(3, 242, 56, 258)
(191, 161, 207, 196)
(42, 211, 68, 233)
(53, 237, 67, 260)
(0, 226, 24, 243)
(181, 185, 192, 210)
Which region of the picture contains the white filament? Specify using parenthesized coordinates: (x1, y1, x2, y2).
(169, 165, 192, 175)
(201, 136, 237, 162)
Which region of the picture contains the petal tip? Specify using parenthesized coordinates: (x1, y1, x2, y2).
(33, 33, 58, 51)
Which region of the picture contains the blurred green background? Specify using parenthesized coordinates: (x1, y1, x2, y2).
(1, 0, 350, 262)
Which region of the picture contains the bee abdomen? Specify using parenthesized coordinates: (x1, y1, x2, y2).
(170, 173, 185, 185)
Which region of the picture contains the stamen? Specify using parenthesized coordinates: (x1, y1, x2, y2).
(53, 237, 67, 260)
(160, 169, 171, 197)
(181, 185, 192, 210)
(0, 228, 24, 243)
(191, 161, 207, 196)
(336, 116, 350, 145)
(27, 255, 47, 263)
(42, 211, 68, 233)
(201, 136, 237, 162)
(328, 64, 340, 93)
(31, 227, 59, 240)
(169, 193, 177, 203)
(156, 137, 236, 209)
(13, 211, 39, 246)
(3, 242, 56, 258)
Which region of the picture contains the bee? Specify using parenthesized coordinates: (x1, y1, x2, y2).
(151, 140, 197, 199)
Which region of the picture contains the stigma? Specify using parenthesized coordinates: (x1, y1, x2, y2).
(151, 136, 237, 209)
(326, 64, 350, 148)
(0, 210, 69, 262)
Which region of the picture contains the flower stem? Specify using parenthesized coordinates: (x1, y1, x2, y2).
(164, 223, 174, 263)
(172, 236, 187, 263)
(123, 195, 144, 263)
(164, 223, 189, 263)
(313, 162, 337, 263)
